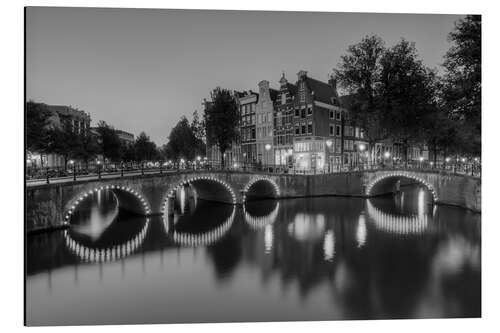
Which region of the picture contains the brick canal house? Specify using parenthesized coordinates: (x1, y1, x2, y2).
(255, 80, 278, 166)
(235, 90, 258, 165)
(274, 73, 297, 167)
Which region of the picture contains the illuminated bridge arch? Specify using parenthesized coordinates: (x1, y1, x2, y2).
(161, 176, 237, 215)
(243, 202, 280, 229)
(171, 206, 236, 247)
(63, 185, 152, 224)
(64, 218, 151, 263)
(366, 200, 429, 236)
(243, 177, 280, 202)
(365, 171, 438, 202)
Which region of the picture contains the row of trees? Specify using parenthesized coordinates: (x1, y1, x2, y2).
(26, 102, 161, 168)
(334, 15, 481, 161)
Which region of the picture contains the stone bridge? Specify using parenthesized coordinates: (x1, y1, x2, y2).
(26, 169, 481, 232)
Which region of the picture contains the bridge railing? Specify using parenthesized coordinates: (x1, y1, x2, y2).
(25, 159, 481, 185)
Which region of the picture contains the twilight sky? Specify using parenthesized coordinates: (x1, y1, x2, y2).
(26, 7, 463, 145)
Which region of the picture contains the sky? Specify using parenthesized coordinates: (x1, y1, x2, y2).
(26, 7, 464, 145)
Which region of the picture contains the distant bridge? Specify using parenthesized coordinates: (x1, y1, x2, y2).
(26, 168, 481, 232)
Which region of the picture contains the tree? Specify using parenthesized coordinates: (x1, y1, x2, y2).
(96, 121, 123, 162)
(164, 116, 199, 161)
(45, 122, 80, 168)
(26, 101, 52, 163)
(204, 88, 239, 167)
(133, 132, 159, 161)
(441, 15, 481, 156)
(191, 109, 205, 143)
(378, 39, 437, 161)
(334, 35, 387, 161)
(73, 134, 100, 168)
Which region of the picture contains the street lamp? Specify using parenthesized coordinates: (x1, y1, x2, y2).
(326, 140, 332, 148)
(461, 157, 466, 163)
(384, 151, 391, 159)
(69, 160, 76, 181)
(265, 144, 271, 151)
(196, 156, 201, 161)
(359, 143, 366, 152)
(419, 156, 424, 162)
(96, 160, 102, 179)
(445, 157, 451, 163)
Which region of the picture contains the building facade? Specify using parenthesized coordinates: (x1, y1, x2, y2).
(290, 70, 345, 172)
(255, 80, 278, 165)
(274, 73, 297, 166)
(236, 91, 258, 164)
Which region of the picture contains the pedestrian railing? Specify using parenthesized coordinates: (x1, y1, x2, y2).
(25, 159, 481, 185)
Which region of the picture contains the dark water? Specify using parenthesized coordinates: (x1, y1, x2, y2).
(26, 185, 481, 325)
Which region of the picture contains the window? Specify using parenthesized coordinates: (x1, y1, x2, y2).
(281, 93, 287, 105)
(330, 111, 334, 119)
(301, 109, 306, 118)
(252, 128, 256, 139)
(295, 109, 299, 117)
(336, 125, 341, 136)
(336, 111, 341, 120)
(330, 125, 334, 135)
(307, 107, 312, 115)
(308, 122, 313, 134)
(301, 125, 306, 134)
(295, 126, 300, 135)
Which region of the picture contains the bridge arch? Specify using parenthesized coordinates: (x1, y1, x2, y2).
(161, 176, 237, 215)
(242, 177, 280, 202)
(365, 171, 438, 202)
(63, 185, 152, 224)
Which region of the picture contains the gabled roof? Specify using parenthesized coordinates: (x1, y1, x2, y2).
(285, 83, 297, 96)
(269, 88, 279, 101)
(304, 77, 338, 105)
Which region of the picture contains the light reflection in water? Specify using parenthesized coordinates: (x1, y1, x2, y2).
(323, 230, 335, 261)
(26, 185, 481, 325)
(356, 213, 367, 248)
(287, 213, 326, 241)
(264, 224, 273, 254)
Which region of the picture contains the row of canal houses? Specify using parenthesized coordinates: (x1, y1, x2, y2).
(206, 70, 426, 172)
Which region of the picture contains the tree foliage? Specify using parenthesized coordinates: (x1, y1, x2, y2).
(441, 15, 481, 155)
(133, 132, 159, 161)
(334, 35, 387, 157)
(163, 116, 205, 161)
(26, 101, 52, 153)
(96, 121, 122, 162)
(204, 88, 239, 166)
(378, 39, 437, 158)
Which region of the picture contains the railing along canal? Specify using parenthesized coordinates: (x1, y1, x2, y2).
(26, 159, 481, 185)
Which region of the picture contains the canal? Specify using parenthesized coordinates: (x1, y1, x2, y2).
(26, 184, 481, 325)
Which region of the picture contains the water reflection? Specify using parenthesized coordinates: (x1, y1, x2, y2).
(26, 185, 481, 325)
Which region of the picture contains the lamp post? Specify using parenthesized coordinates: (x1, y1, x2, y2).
(358, 143, 366, 169)
(419, 156, 424, 169)
(69, 160, 76, 181)
(383, 151, 391, 168)
(97, 160, 101, 179)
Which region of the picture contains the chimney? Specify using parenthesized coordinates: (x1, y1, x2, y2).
(328, 72, 337, 90)
(279, 72, 288, 86)
(297, 70, 308, 80)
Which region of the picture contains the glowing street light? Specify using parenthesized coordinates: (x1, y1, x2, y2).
(461, 157, 466, 163)
(325, 140, 332, 148)
(265, 144, 271, 151)
(384, 151, 391, 159)
(358, 143, 366, 152)
(445, 157, 451, 163)
(419, 156, 424, 162)
(196, 156, 201, 161)
(180, 158, 185, 164)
